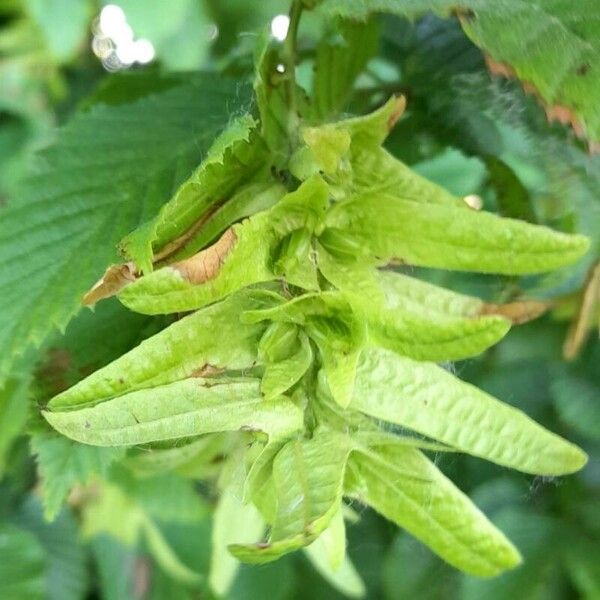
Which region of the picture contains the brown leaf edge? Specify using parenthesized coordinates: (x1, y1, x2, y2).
(485, 56, 600, 154)
(479, 299, 552, 325)
(82, 262, 137, 306)
(82, 228, 237, 305)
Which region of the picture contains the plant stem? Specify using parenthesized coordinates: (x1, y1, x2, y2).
(282, 0, 303, 136)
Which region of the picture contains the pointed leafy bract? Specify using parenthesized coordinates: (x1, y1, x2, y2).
(345, 442, 522, 577)
(43, 377, 303, 446)
(363, 307, 510, 361)
(335, 95, 406, 147)
(309, 315, 364, 408)
(323, 194, 590, 274)
(167, 181, 286, 264)
(299, 126, 352, 176)
(209, 482, 265, 597)
(261, 332, 313, 400)
(48, 293, 265, 410)
(375, 270, 484, 320)
(272, 228, 320, 290)
(244, 292, 366, 407)
(243, 440, 283, 522)
(346, 276, 511, 360)
(349, 145, 464, 207)
(303, 509, 366, 598)
(229, 430, 351, 563)
(118, 215, 278, 315)
(351, 348, 587, 475)
(316, 244, 384, 302)
(120, 114, 267, 274)
(118, 176, 330, 315)
(374, 270, 549, 326)
(269, 175, 330, 236)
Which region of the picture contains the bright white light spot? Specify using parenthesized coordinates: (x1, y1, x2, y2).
(463, 194, 483, 210)
(134, 38, 155, 64)
(99, 4, 126, 37)
(206, 23, 219, 41)
(271, 14, 290, 41)
(116, 40, 136, 65)
(94, 3, 156, 70)
(102, 52, 123, 72)
(276, 63, 285, 73)
(91, 36, 114, 59)
(112, 22, 134, 45)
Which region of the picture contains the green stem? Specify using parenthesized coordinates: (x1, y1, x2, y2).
(282, 0, 303, 136)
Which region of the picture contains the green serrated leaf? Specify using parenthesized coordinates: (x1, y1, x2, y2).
(0, 372, 31, 474)
(44, 377, 303, 447)
(30, 433, 125, 520)
(320, 0, 600, 142)
(82, 480, 203, 585)
(0, 73, 252, 379)
(345, 442, 522, 577)
(323, 193, 590, 274)
(0, 522, 46, 600)
(12, 496, 90, 600)
(351, 348, 587, 475)
(311, 18, 379, 122)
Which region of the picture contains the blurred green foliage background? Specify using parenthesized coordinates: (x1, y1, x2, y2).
(0, 1, 598, 598)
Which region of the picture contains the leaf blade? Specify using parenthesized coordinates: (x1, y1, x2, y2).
(351, 348, 587, 475)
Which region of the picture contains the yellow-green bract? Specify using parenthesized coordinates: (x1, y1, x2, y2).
(43, 90, 592, 583)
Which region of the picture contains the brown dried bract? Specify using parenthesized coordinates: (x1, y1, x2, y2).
(83, 262, 137, 305)
(485, 56, 599, 153)
(563, 261, 600, 360)
(172, 228, 237, 284)
(480, 299, 552, 324)
(387, 95, 407, 131)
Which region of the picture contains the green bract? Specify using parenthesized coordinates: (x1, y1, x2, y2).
(42, 19, 592, 593)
